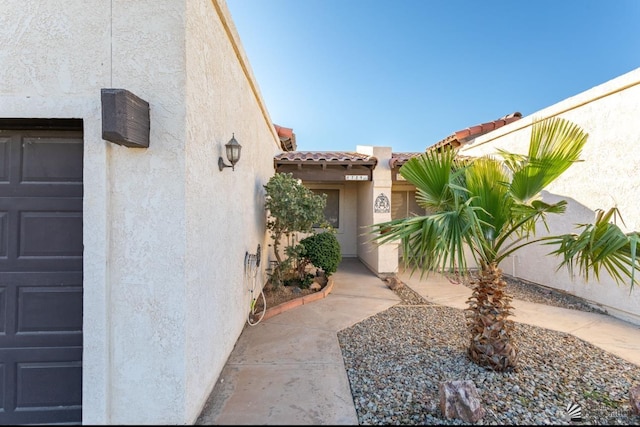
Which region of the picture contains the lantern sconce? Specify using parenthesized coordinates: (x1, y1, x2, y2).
(218, 133, 242, 171)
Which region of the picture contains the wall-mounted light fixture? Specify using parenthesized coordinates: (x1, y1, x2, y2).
(218, 133, 242, 171)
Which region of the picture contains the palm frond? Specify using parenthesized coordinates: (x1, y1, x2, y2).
(508, 117, 588, 203)
(545, 207, 640, 289)
(497, 150, 527, 174)
(494, 199, 568, 261)
(464, 157, 511, 246)
(369, 199, 485, 278)
(400, 148, 459, 211)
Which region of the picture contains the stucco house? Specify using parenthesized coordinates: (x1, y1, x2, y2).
(280, 69, 640, 329)
(0, 0, 284, 424)
(1, 0, 639, 425)
(274, 112, 523, 275)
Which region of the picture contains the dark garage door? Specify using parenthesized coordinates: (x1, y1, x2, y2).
(0, 123, 83, 424)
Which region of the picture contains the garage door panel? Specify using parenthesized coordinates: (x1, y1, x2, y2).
(16, 361, 82, 408)
(17, 286, 82, 333)
(0, 198, 82, 271)
(0, 348, 82, 424)
(19, 211, 82, 258)
(0, 131, 82, 199)
(0, 272, 82, 347)
(21, 137, 83, 184)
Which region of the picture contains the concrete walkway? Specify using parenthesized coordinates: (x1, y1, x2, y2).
(197, 258, 640, 425)
(196, 258, 400, 425)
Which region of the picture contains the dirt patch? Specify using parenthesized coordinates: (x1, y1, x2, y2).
(257, 275, 329, 312)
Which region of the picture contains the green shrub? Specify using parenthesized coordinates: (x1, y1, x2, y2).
(300, 232, 342, 275)
(264, 173, 328, 286)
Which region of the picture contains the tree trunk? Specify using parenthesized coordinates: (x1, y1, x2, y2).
(271, 231, 284, 287)
(464, 263, 518, 371)
(273, 230, 283, 265)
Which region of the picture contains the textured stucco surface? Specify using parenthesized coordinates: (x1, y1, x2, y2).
(459, 67, 640, 325)
(1, 0, 279, 424)
(183, 0, 279, 422)
(356, 146, 398, 275)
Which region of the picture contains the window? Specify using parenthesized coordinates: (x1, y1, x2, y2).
(391, 191, 425, 220)
(311, 189, 340, 228)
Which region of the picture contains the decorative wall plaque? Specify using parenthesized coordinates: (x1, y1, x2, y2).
(374, 193, 390, 213)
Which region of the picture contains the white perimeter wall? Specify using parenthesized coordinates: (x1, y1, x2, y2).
(183, 1, 279, 422)
(459, 67, 640, 325)
(0, 0, 279, 423)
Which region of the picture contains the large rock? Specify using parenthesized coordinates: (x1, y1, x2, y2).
(384, 276, 404, 290)
(439, 380, 485, 423)
(630, 383, 640, 415)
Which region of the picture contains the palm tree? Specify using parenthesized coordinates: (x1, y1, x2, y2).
(371, 117, 640, 372)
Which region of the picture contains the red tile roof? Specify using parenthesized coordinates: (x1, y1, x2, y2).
(274, 124, 297, 151)
(388, 152, 423, 168)
(274, 151, 377, 165)
(274, 113, 521, 171)
(427, 112, 522, 152)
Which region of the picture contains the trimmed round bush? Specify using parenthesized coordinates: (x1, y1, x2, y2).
(300, 231, 342, 275)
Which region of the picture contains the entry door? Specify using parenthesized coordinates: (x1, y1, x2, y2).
(0, 128, 83, 424)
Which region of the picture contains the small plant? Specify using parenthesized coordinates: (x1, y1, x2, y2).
(300, 231, 342, 276)
(583, 389, 620, 408)
(284, 273, 315, 289)
(264, 173, 328, 286)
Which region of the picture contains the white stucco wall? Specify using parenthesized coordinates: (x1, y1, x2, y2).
(0, 0, 279, 424)
(356, 146, 398, 275)
(183, 0, 279, 421)
(459, 67, 640, 325)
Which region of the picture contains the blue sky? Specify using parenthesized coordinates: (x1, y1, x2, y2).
(226, 0, 640, 153)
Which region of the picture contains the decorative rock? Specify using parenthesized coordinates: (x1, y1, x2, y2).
(309, 282, 321, 291)
(385, 276, 404, 290)
(630, 383, 640, 415)
(439, 380, 485, 423)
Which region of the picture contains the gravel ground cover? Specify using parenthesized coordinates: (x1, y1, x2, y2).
(337, 279, 640, 425)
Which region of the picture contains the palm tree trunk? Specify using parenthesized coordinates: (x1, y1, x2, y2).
(465, 263, 518, 371)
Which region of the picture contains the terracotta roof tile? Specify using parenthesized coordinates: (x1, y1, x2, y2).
(274, 151, 377, 166)
(428, 112, 522, 151)
(274, 124, 293, 139)
(274, 123, 296, 151)
(388, 152, 423, 168)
